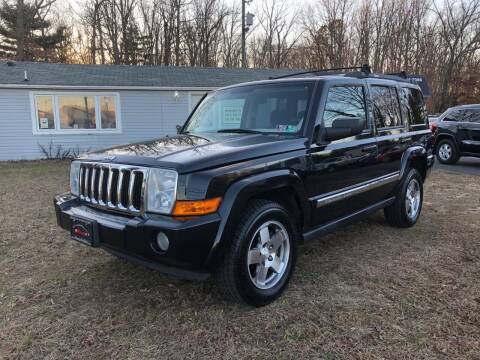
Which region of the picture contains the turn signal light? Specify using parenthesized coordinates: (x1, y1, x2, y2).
(172, 197, 222, 216)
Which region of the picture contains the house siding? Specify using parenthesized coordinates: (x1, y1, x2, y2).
(0, 89, 202, 161)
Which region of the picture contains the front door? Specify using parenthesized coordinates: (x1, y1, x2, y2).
(306, 83, 380, 226)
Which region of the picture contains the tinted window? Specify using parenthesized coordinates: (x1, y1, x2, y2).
(370, 86, 402, 128)
(443, 109, 463, 122)
(464, 109, 480, 123)
(322, 86, 367, 129)
(401, 87, 426, 126)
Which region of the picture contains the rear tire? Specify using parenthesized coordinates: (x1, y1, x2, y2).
(384, 168, 423, 228)
(215, 199, 298, 307)
(436, 138, 459, 164)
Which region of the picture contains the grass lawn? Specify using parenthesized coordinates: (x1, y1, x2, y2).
(1, 161, 479, 359)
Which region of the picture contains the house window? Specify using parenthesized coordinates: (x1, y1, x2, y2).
(100, 96, 117, 128)
(32, 93, 120, 134)
(36, 96, 55, 130)
(59, 96, 96, 129)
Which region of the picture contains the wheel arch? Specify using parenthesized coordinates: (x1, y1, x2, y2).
(204, 169, 309, 269)
(400, 146, 428, 181)
(435, 133, 460, 154)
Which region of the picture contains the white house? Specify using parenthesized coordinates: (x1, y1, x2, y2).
(0, 61, 294, 161)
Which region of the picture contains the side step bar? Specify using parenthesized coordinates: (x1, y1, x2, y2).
(303, 197, 396, 242)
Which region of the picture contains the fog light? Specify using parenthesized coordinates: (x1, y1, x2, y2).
(156, 232, 169, 252)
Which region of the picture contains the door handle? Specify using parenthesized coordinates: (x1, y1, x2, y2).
(361, 145, 377, 152)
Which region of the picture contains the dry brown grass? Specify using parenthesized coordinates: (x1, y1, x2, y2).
(1, 161, 479, 360)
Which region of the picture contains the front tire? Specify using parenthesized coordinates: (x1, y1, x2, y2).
(215, 200, 298, 307)
(436, 138, 459, 164)
(384, 168, 423, 228)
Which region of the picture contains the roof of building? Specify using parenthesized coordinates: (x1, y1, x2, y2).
(0, 61, 298, 89)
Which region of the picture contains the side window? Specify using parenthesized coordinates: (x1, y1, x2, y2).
(322, 86, 367, 129)
(463, 109, 480, 123)
(401, 87, 427, 126)
(443, 110, 463, 122)
(370, 86, 403, 129)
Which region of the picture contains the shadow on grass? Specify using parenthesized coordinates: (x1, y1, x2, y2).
(59, 211, 411, 313)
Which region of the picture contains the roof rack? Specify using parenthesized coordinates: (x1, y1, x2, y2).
(270, 64, 372, 80)
(386, 71, 407, 78)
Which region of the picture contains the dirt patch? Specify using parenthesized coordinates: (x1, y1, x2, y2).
(1, 161, 479, 359)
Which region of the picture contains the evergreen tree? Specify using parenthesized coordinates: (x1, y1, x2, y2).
(0, 0, 67, 61)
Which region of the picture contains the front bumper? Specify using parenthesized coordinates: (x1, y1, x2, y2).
(54, 193, 221, 280)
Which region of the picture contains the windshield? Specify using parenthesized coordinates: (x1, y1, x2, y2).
(184, 82, 315, 135)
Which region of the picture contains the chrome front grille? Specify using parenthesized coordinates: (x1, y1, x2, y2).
(79, 162, 147, 214)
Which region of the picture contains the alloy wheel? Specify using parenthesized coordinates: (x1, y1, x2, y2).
(405, 178, 421, 220)
(247, 220, 290, 290)
(438, 143, 452, 161)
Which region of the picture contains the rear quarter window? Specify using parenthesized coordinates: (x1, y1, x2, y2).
(401, 87, 427, 127)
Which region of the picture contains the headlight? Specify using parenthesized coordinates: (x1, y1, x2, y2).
(146, 168, 178, 214)
(70, 161, 81, 196)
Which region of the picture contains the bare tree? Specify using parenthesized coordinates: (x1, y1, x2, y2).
(251, 0, 301, 68)
(220, 4, 241, 68)
(433, 0, 480, 109)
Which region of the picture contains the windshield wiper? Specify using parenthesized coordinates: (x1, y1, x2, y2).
(216, 128, 264, 134)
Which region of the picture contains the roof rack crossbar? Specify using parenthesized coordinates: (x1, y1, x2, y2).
(270, 64, 371, 80)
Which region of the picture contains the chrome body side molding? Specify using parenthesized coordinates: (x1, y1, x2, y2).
(314, 172, 400, 208)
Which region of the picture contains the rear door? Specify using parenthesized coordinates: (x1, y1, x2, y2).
(368, 82, 410, 186)
(458, 109, 480, 155)
(307, 81, 380, 226)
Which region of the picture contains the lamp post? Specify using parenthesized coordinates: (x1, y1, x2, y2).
(241, 0, 254, 68)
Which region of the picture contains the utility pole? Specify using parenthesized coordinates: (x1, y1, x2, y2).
(241, 1, 254, 68)
(241, 0, 246, 68)
(16, 0, 25, 61)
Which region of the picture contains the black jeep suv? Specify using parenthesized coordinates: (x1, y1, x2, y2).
(432, 104, 480, 164)
(55, 68, 434, 306)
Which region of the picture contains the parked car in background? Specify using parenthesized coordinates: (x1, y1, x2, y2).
(432, 105, 480, 164)
(55, 66, 434, 306)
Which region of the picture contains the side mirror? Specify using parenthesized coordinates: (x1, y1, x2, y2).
(323, 117, 365, 142)
(176, 125, 182, 134)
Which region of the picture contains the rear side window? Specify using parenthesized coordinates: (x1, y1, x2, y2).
(370, 86, 403, 129)
(401, 87, 427, 126)
(322, 86, 368, 129)
(442, 109, 480, 122)
(463, 109, 480, 123)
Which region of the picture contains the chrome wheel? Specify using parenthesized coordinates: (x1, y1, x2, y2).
(438, 143, 452, 161)
(405, 178, 421, 220)
(247, 220, 290, 290)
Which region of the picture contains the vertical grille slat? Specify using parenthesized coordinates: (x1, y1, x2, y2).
(79, 166, 86, 198)
(85, 166, 91, 201)
(106, 168, 114, 206)
(117, 170, 125, 209)
(78, 163, 146, 214)
(127, 172, 136, 209)
(90, 166, 96, 202)
(98, 168, 105, 205)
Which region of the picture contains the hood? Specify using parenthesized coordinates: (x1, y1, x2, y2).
(81, 133, 307, 173)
